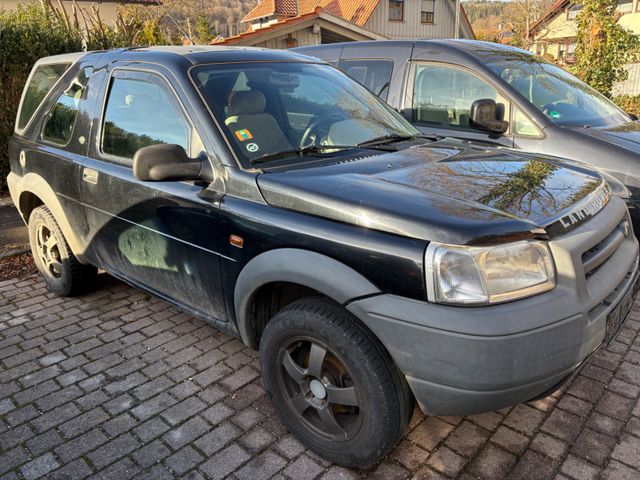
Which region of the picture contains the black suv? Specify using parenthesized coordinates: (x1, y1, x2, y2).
(7, 46, 640, 467)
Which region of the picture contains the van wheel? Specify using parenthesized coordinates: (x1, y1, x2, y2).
(259, 296, 413, 468)
(28, 205, 96, 296)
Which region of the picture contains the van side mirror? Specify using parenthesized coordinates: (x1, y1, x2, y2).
(470, 99, 509, 136)
(133, 144, 211, 182)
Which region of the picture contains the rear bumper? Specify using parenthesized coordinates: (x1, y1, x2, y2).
(347, 197, 640, 416)
(6, 172, 22, 222)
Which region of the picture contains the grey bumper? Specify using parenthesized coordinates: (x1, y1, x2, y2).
(347, 197, 639, 416)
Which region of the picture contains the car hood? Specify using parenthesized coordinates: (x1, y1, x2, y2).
(570, 121, 640, 153)
(256, 142, 608, 245)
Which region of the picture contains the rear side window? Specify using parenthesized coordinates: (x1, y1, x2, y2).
(338, 59, 393, 100)
(18, 63, 70, 131)
(42, 67, 92, 145)
(101, 71, 194, 160)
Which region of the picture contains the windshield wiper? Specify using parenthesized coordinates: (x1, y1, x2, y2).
(357, 133, 419, 147)
(250, 142, 400, 165)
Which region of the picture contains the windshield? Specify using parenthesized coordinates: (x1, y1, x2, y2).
(488, 56, 630, 127)
(191, 62, 418, 166)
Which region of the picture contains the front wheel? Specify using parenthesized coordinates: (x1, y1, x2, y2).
(260, 297, 413, 467)
(28, 205, 97, 296)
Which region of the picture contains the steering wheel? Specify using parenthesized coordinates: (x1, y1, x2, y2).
(300, 111, 348, 148)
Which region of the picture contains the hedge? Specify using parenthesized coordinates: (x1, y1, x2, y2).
(614, 95, 640, 118)
(0, 3, 82, 191)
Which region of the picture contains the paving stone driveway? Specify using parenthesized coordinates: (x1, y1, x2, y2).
(2, 273, 640, 480)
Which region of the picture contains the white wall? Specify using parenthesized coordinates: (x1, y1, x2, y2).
(365, 0, 466, 39)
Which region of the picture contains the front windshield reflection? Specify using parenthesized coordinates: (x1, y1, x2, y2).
(191, 62, 418, 166)
(489, 55, 630, 127)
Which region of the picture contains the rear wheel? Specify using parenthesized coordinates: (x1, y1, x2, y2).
(28, 205, 96, 296)
(260, 296, 413, 467)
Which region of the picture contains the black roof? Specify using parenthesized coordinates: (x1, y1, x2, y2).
(84, 45, 321, 69)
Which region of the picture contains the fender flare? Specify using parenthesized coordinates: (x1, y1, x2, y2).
(10, 172, 87, 262)
(234, 248, 381, 346)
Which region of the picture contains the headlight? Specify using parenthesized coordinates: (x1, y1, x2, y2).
(425, 240, 556, 305)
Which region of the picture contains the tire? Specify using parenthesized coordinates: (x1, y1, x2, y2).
(260, 296, 414, 467)
(28, 205, 97, 296)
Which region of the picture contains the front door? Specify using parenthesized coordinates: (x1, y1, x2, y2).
(79, 66, 227, 321)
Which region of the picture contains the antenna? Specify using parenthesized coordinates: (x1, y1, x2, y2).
(151, 0, 195, 45)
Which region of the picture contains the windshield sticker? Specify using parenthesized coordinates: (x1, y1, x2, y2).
(235, 129, 253, 141)
(246, 143, 259, 153)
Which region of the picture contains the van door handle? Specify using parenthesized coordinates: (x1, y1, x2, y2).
(82, 168, 98, 185)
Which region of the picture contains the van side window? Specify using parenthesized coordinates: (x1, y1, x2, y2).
(412, 64, 502, 131)
(101, 72, 197, 160)
(18, 62, 70, 131)
(337, 59, 394, 100)
(42, 67, 92, 145)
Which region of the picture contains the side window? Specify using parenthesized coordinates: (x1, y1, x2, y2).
(42, 67, 92, 145)
(412, 64, 505, 131)
(337, 59, 394, 100)
(512, 107, 542, 137)
(101, 72, 198, 160)
(18, 62, 70, 131)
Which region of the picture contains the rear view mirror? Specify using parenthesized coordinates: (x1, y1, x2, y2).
(133, 144, 211, 182)
(470, 99, 509, 136)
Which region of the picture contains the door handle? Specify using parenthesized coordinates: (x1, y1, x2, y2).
(82, 168, 98, 185)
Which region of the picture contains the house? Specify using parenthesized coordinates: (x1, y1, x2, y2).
(0, 0, 157, 27)
(213, 0, 474, 48)
(528, 0, 639, 66)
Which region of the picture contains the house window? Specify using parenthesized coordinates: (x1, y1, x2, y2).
(558, 43, 567, 60)
(617, 0, 633, 13)
(567, 4, 582, 20)
(389, 0, 404, 21)
(421, 0, 435, 23)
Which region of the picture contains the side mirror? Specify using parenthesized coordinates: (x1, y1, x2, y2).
(470, 99, 509, 136)
(629, 113, 639, 121)
(133, 144, 210, 182)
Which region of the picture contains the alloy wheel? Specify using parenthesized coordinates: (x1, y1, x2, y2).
(35, 224, 63, 279)
(276, 337, 362, 440)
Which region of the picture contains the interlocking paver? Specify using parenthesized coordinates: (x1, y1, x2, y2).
(1, 273, 640, 479)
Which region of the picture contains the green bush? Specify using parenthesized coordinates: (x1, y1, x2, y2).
(0, 3, 82, 191)
(614, 95, 640, 117)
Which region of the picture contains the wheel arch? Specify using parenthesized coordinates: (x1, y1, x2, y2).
(14, 172, 87, 262)
(234, 248, 381, 348)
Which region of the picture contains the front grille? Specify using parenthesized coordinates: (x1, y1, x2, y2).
(582, 216, 631, 276)
(587, 256, 639, 321)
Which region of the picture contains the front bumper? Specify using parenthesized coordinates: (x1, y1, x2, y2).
(347, 197, 640, 416)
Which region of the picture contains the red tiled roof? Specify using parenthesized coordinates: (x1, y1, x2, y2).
(243, 0, 277, 21)
(277, 0, 300, 15)
(215, 10, 321, 45)
(214, 7, 383, 45)
(529, 0, 571, 36)
(242, 0, 381, 26)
